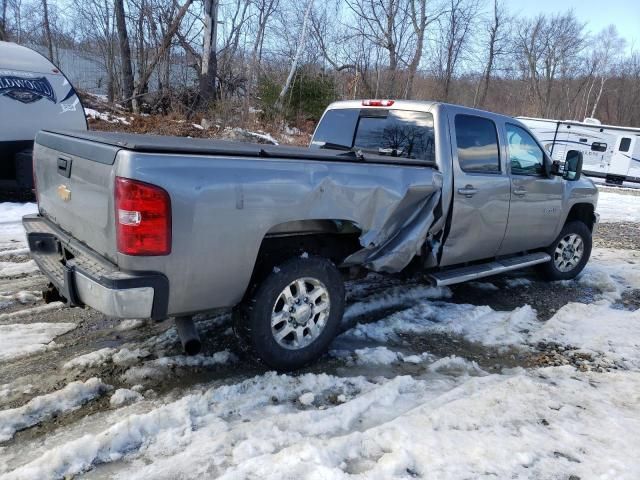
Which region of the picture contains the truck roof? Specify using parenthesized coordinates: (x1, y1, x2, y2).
(325, 99, 518, 124)
(0, 41, 60, 74)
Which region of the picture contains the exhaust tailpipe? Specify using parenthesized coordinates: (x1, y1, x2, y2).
(175, 316, 202, 355)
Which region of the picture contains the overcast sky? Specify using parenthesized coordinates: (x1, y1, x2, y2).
(509, 0, 640, 49)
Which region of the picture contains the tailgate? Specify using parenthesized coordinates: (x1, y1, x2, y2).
(34, 131, 120, 262)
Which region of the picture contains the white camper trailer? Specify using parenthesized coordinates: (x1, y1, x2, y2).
(0, 41, 87, 196)
(519, 116, 640, 185)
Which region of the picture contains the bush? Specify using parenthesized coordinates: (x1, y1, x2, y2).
(258, 68, 336, 124)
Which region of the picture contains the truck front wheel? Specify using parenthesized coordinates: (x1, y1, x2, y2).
(233, 256, 345, 371)
(539, 221, 592, 281)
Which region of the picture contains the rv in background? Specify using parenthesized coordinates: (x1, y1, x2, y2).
(519, 116, 640, 186)
(0, 41, 87, 197)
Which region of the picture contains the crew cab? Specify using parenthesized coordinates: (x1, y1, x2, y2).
(24, 100, 599, 370)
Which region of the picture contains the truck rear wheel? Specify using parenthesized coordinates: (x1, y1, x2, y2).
(539, 221, 592, 281)
(233, 256, 345, 371)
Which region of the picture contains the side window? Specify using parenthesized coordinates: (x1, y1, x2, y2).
(506, 124, 545, 176)
(619, 138, 631, 152)
(454, 115, 500, 173)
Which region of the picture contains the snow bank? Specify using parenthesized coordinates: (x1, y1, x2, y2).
(344, 285, 451, 323)
(0, 378, 108, 442)
(0, 203, 37, 247)
(578, 248, 640, 300)
(0, 322, 76, 362)
(344, 302, 539, 349)
(63, 348, 117, 370)
(596, 190, 640, 223)
(122, 351, 236, 384)
(0, 260, 39, 278)
(0, 303, 64, 323)
(353, 346, 401, 365)
(84, 108, 131, 125)
(110, 389, 143, 408)
(532, 302, 640, 369)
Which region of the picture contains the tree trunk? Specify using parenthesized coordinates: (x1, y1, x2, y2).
(0, 0, 8, 41)
(42, 0, 54, 62)
(276, 0, 313, 111)
(115, 0, 135, 111)
(199, 0, 219, 106)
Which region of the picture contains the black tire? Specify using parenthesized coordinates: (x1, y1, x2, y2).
(233, 256, 345, 371)
(539, 221, 592, 281)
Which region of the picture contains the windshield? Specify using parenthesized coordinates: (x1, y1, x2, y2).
(311, 108, 436, 164)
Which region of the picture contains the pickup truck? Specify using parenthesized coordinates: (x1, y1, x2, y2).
(24, 100, 599, 370)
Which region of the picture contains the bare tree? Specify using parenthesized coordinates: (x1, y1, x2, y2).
(583, 25, 625, 119)
(42, 0, 54, 61)
(517, 11, 586, 117)
(115, 0, 135, 110)
(405, 0, 441, 99)
(275, 0, 313, 110)
(243, 0, 279, 116)
(434, 0, 479, 101)
(473, 0, 509, 108)
(200, 0, 219, 105)
(0, 0, 8, 40)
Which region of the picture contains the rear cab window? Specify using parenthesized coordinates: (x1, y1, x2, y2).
(454, 114, 501, 173)
(311, 108, 436, 164)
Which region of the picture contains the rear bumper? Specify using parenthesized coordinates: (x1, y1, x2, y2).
(23, 214, 168, 320)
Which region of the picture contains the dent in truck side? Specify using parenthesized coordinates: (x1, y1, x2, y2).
(112, 149, 442, 316)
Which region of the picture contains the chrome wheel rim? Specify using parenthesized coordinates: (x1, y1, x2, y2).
(554, 233, 584, 272)
(271, 277, 330, 350)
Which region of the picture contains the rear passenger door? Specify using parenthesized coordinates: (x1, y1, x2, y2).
(440, 112, 511, 266)
(498, 123, 563, 255)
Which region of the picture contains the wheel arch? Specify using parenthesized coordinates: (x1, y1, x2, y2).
(564, 203, 596, 232)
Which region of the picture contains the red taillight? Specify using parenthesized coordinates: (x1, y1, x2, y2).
(362, 99, 395, 107)
(115, 177, 171, 256)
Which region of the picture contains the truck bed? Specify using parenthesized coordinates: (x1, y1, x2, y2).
(32, 129, 443, 315)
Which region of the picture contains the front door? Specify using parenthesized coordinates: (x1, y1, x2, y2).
(440, 112, 511, 266)
(498, 123, 563, 255)
(608, 136, 635, 177)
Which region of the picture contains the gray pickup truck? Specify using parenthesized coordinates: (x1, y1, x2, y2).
(24, 100, 599, 370)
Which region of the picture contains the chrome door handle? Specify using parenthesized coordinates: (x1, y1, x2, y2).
(457, 185, 478, 198)
(513, 188, 527, 196)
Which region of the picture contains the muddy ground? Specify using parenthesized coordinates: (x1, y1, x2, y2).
(0, 221, 637, 449)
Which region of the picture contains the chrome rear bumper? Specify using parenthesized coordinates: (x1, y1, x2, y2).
(23, 214, 168, 320)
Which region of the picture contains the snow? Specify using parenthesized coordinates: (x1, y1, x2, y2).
(0, 260, 39, 278)
(532, 301, 640, 369)
(578, 248, 640, 301)
(0, 203, 37, 248)
(115, 319, 146, 331)
(122, 351, 236, 384)
(353, 346, 401, 365)
(110, 389, 143, 408)
(344, 303, 539, 350)
(0, 322, 76, 362)
(84, 107, 131, 125)
(63, 348, 117, 370)
(298, 392, 315, 406)
(596, 189, 640, 223)
(0, 378, 108, 442)
(0, 302, 64, 323)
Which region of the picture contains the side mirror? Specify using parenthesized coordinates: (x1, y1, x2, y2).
(550, 160, 562, 176)
(563, 150, 583, 181)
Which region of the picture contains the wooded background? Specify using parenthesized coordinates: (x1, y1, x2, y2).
(1, 0, 639, 130)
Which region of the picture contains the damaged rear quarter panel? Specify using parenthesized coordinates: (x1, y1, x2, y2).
(115, 151, 443, 315)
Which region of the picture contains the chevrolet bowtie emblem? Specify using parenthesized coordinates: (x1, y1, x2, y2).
(57, 184, 71, 202)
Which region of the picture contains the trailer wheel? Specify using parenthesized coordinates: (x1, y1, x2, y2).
(539, 221, 592, 281)
(233, 255, 344, 371)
